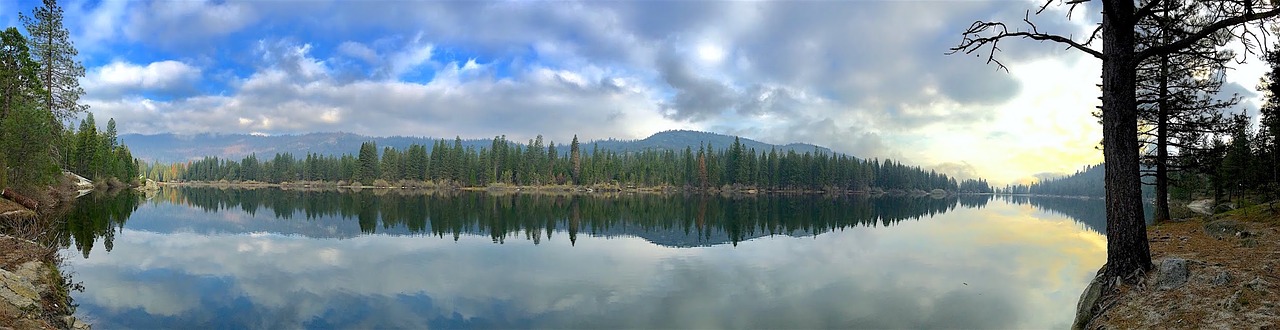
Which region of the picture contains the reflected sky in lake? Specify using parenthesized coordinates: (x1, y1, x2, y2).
(61, 190, 1104, 329)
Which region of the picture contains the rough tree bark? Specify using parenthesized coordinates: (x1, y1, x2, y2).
(1099, 3, 1153, 277)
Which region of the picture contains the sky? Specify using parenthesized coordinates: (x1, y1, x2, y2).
(0, 0, 1269, 185)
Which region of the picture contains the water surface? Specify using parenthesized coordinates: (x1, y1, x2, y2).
(58, 188, 1106, 329)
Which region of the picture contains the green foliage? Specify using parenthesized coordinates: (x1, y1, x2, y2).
(162, 135, 969, 193)
(42, 112, 140, 184)
(2, 101, 59, 189)
(381, 147, 401, 182)
(0, 27, 45, 189)
(21, 0, 87, 126)
(356, 141, 379, 185)
(1001, 164, 1106, 197)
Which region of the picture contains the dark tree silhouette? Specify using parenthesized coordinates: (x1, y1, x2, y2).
(1134, 0, 1237, 222)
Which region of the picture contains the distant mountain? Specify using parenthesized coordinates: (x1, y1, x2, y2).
(586, 130, 831, 155)
(120, 130, 831, 163)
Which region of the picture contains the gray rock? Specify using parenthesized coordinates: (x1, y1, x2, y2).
(1221, 290, 1244, 312)
(1247, 277, 1270, 293)
(1212, 271, 1233, 286)
(13, 261, 48, 296)
(1072, 271, 1107, 330)
(0, 268, 40, 311)
(1158, 258, 1190, 290)
(1204, 219, 1245, 239)
(63, 315, 91, 330)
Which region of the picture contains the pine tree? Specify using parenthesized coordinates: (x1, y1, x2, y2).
(570, 135, 581, 185)
(381, 147, 402, 182)
(1, 101, 58, 190)
(356, 141, 379, 185)
(22, 0, 87, 128)
(74, 113, 96, 175)
(1135, 0, 1235, 222)
(0, 28, 45, 189)
(104, 118, 117, 147)
(1260, 44, 1280, 193)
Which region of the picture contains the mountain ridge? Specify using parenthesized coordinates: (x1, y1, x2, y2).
(120, 130, 833, 163)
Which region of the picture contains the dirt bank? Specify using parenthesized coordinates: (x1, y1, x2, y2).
(1080, 201, 1279, 329)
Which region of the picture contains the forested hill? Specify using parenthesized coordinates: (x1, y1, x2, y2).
(1000, 163, 1153, 198)
(1003, 164, 1106, 197)
(121, 130, 829, 163)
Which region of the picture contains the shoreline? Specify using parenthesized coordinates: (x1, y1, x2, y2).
(1075, 199, 1279, 329)
(0, 177, 99, 330)
(158, 180, 975, 197)
(0, 198, 89, 329)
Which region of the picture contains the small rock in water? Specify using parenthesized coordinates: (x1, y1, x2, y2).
(1157, 258, 1190, 290)
(62, 315, 91, 330)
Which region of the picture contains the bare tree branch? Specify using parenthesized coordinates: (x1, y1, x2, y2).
(948, 10, 1103, 71)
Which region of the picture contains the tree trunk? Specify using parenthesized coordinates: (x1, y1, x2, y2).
(1154, 51, 1170, 223)
(1102, 0, 1154, 280)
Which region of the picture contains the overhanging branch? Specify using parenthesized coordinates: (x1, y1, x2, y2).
(1138, 6, 1280, 61)
(948, 10, 1103, 71)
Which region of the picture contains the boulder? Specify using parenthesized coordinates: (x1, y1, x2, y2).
(12, 261, 48, 296)
(62, 315, 90, 330)
(1204, 220, 1245, 239)
(1071, 271, 1107, 330)
(1157, 258, 1189, 290)
(0, 268, 40, 312)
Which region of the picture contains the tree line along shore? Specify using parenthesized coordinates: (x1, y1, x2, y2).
(143, 136, 995, 195)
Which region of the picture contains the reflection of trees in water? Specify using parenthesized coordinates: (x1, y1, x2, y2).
(54, 190, 143, 258)
(168, 188, 994, 246)
(993, 195, 1153, 235)
(55, 191, 1125, 256)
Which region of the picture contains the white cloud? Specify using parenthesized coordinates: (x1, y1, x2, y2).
(387, 33, 435, 79)
(72, 0, 129, 48)
(86, 40, 690, 144)
(83, 60, 202, 97)
(337, 41, 379, 65)
(65, 0, 1207, 183)
(122, 0, 258, 47)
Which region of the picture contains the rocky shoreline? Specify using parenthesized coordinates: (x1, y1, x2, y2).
(1074, 200, 1279, 329)
(0, 235, 88, 330)
(1, 187, 90, 330)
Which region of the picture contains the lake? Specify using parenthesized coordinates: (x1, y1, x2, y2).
(56, 187, 1106, 329)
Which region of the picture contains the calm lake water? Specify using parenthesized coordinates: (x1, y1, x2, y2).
(56, 188, 1107, 329)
